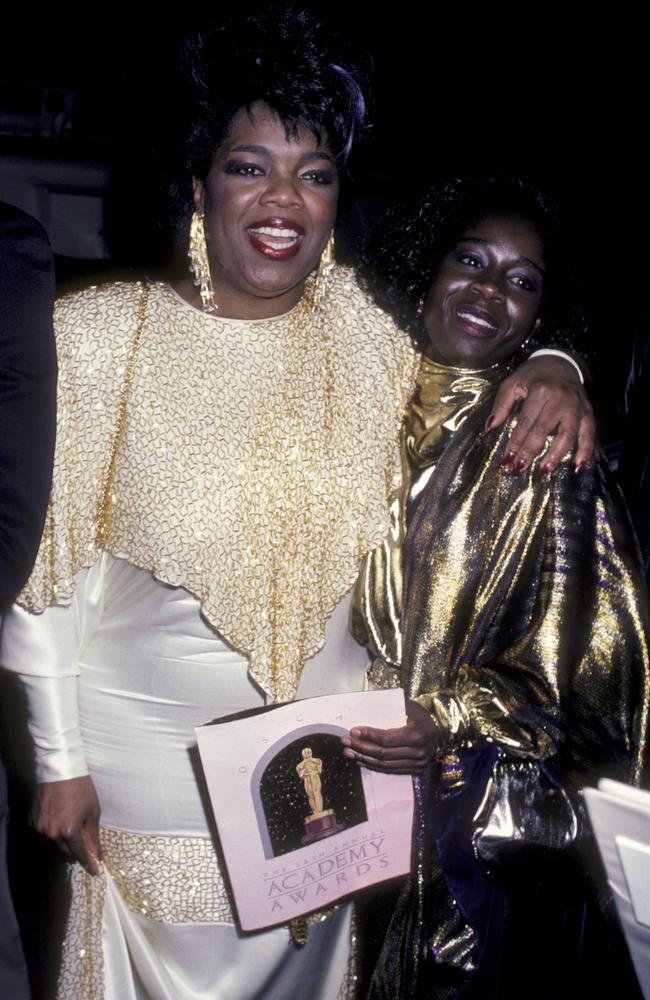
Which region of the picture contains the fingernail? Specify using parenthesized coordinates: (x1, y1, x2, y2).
(340, 736, 351, 747)
(514, 457, 528, 475)
(349, 728, 361, 738)
(502, 451, 515, 471)
(575, 460, 586, 474)
(535, 462, 552, 480)
(485, 414, 495, 432)
(342, 749, 355, 759)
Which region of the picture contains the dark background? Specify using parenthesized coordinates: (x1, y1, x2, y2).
(1, 5, 646, 403)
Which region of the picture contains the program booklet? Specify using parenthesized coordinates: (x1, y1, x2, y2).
(584, 779, 650, 999)
(196, 688, 415, 930)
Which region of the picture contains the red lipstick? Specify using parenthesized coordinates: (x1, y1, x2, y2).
(246, 218, 305, 260)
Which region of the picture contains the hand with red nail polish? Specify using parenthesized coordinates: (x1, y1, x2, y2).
(487, 356, 595, 475)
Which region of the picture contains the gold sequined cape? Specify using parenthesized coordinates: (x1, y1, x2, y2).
(353, 357, 649, 999)
(18, 268, 419, 702)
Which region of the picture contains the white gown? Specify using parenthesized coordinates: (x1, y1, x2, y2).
(2, 272, 420, 999)
(2, 553, 370, 999)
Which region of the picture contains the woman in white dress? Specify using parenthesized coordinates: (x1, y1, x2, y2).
(0, 11, 594, 1000)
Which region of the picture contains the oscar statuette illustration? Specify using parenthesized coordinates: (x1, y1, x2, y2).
(296, 747, 345, 844)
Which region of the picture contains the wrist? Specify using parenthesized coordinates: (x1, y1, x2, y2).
(527, 348, 584, 385)
(21, 674, 88, 781)
(412, 691, 474, 754)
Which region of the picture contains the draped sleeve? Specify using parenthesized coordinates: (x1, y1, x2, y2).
(1, 557, 108, 782)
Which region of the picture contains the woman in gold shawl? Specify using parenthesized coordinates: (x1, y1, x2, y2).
(345, 177, 649, 999)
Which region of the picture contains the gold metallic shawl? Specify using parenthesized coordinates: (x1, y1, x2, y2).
(363, 359, 649, 999)
(351, 357, 505, 677)
(403, 396, 649, 786)
(18, 267, 419, 702)
(354, 355, 649, 783)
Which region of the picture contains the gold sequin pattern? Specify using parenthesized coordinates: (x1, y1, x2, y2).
(18, 268, 419, 702)
(56, 830, 355, 997)
(57, 861, 106, 1000)
(100, 826, 233, 923)
(289, 903, 341, 946)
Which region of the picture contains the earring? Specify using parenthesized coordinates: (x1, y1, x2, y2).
(312, 231, 335, 310)
(188, 210, 217, 313)
(521, 318, 543, 354)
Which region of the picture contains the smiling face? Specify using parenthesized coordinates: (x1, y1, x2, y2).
(192, 102, 339, 319)
(422, 212, 546, 368)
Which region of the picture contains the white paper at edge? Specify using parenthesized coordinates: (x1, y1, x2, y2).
(616, 836, 650, 929)
(600, 779, 650, 810)
(585, 786, 650, 999)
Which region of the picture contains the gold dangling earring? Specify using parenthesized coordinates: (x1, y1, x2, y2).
(188, 210, 217, 313)
(508, 320, 540, 372)
(312, 231, 335, 311)
(521, 317, 542, 354)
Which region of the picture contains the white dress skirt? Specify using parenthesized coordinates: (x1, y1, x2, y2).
(2, 553, 370, 999)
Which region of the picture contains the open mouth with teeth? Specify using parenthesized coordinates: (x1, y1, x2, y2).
(247, 220, 305, 260)
(455, 306, 500, 337)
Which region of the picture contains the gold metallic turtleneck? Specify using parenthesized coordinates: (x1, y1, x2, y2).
(350, 355, 505, 676)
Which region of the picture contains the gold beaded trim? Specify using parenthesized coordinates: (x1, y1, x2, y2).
(102, 827, 346, 939)
(56, 828, 357, 997)
(57, 861, 106, 1000)
(95, 281, 150, 549)
(101, 826, 234, 924)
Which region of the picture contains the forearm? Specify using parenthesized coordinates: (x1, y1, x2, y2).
(1, 597, 101, 872)
(19, 674, 87, 782)
(414, 663, 556, 760)
(1, 599, 89, 781)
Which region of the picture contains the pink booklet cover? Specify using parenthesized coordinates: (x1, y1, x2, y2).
(195, 688, 415, 930)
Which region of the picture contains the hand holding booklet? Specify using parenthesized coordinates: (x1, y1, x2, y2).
(196, 688, 414, 930)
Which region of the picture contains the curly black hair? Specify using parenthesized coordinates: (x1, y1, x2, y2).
(164, 7, 369, 226)
(357, 175, 591, 362)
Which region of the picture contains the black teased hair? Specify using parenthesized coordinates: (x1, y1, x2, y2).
(357, 175, 591, 361)
(165, 7, 369, 225)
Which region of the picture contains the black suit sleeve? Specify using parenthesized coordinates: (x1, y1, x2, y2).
(0, 203, 56, 606)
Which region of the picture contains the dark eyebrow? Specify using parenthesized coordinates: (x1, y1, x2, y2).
(230, 144, 271, 156)
(229, 144, 335, 166)
(298, 151, 336, 166)
(458, 236, 546, 277)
